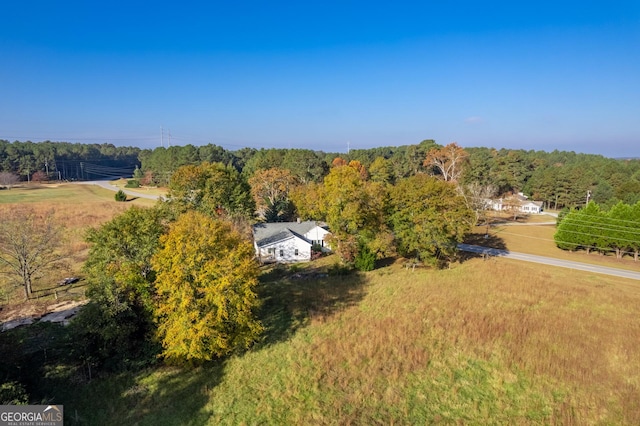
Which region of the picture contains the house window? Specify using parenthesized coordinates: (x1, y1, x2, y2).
(267, 248, 275, 256)
(295, 249, 299, 256)
(280, 249, 284, 257)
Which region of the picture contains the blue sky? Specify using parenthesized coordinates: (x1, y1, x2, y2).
(1, 1, 638, 156)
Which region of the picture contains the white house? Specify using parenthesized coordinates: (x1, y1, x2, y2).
(252, 220, 331, 263)
(520, 200, 543, 214)
(490, 192, 543, 214)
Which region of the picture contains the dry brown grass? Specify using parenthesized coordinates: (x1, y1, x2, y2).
(53, 254, 640, 424)
(0, 184, 153, 306)
(110, 178, 168, 197)
(470, 218, 640, 273)
(301, 259, 640, 424)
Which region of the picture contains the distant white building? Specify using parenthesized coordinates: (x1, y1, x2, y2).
(490, 192, 543, 214)
(252, 220, 331, 263)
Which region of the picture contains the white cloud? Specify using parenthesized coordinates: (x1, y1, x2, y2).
(464, 116, 484, 125)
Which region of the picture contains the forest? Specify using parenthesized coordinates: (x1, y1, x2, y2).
(2, 139, 640, 423)
(2, 138, 639, 210)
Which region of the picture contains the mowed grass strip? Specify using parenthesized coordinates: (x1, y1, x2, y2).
(110, 178, 168, 197)
(62, 258, 640, 425)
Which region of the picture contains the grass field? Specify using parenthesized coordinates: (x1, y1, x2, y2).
(3, 192, 640, 424)
(0, 183, 155, 304)
(467, 215, 640, 273)
(30, 257, 640, 425)
(109, 178, 168, 197)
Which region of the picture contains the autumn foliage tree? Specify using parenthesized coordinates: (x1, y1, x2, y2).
(248, 168, 298, 221)
(319, 165, 393, 264)
(424, 142, 469, 183)
(390, 174, 474, 267)
(152, 211, 263, 363)
(0, 207, 68, 300)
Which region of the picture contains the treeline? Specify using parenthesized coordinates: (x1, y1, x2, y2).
(4, 139, 640, 210)
(140, 142, 640, 210)
(555, 201, 640, 260)
(0, 140, 140, 181)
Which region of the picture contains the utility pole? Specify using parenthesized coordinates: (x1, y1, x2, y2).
(168, 129, 171, 147)
(347, 141, 350, 154)
(161, 126, 164, 148)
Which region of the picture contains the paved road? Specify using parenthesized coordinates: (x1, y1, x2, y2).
(458, 243, 640, 281)
(79, 180, 164, 200)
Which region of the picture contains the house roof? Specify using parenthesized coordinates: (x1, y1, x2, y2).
(253, 221, 327, 248)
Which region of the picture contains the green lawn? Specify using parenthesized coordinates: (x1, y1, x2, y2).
(19, 257, 640, 425)
(0, 183, 155, 206)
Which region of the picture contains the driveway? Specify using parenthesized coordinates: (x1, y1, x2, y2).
(79, 180, 164, 201)
(458, 243, 640, 281)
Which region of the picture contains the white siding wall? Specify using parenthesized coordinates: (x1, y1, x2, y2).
(521, 202, 541, 213)
(304, 226, 331, 252)
(258, 236, 312, 263)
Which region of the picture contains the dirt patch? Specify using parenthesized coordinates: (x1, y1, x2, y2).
(1, 299, 87, 331)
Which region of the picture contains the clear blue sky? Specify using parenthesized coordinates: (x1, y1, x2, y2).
(1, 1, 638, 156)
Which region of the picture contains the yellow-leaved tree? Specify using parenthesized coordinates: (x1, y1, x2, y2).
(152, 211, 263, 363)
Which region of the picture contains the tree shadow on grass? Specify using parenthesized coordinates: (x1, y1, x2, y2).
(459, 232, 508, 262)
(2, 261, 367, 425)
(63, 362, 225, 425)
(0, 322, 226, 426)
(256, 262, 368, 347)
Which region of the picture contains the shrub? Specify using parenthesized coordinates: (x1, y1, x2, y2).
(0, 381, 29, 405)
(125, 179, 140, 188)
(31, 171, 48, 182)
(115, 190, 127, 202)
(354, 243, 376, 271)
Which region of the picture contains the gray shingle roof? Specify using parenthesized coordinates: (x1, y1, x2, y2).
(253, 221, 326, 247)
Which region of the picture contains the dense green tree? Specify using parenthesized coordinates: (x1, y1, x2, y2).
(463, 147, 494, 187)
(615, 180, 640, 205)
(554, 202, 605, 254)
(368, 156, 394, 184)
(607, 202, 640, 259)
(320, 165, 392, 262)
(198, 144, 235, 166)
(75, 206, 167, 368)
(282, 149, 329, 183)
(400, 139, 439, 177)
(390, 174, 474, 266)
(166, 162, 255, 220)
(115, 189, 127, 201)
(241, 148, 287, 177)
(152, 211, 262, 363)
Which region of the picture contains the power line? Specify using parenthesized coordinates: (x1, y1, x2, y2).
(559, 218, 640, 235)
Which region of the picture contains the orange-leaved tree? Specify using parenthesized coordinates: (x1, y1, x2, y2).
(424, 142, 469, 183)
(152, 211, 262, 363)
(248, 167, 298, 221)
